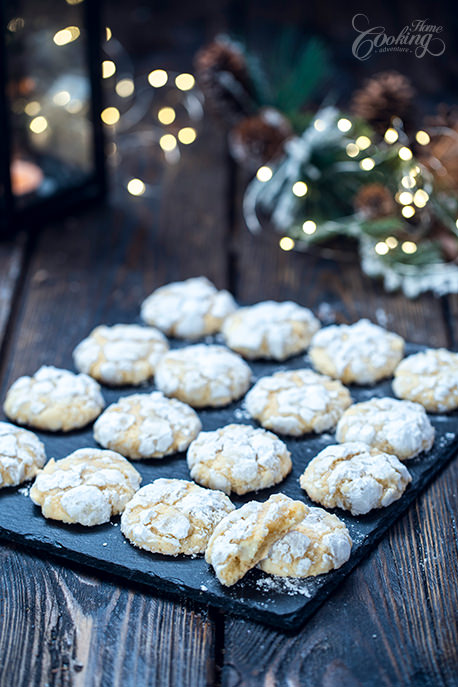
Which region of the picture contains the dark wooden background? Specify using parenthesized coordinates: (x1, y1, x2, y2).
(0, 2, 457, 685)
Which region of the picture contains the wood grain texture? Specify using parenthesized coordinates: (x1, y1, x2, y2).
(0, 234, 25, 352)
(0, 544, 215, 687)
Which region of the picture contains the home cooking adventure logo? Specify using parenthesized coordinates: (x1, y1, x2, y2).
(352, 14, 446, 61)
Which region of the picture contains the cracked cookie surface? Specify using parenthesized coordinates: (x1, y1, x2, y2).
(30, 448, 141, 526)
(187, 424, 291, 495)
(393, 348, 458, 412)
(0, 421, 46, 488)
(309, 319, 404, 384)
(300, 442, 412, 515)
(94, 391, 201, 459)
(245, 369, 352, 436)
(336, 397, 435, 460)
(73, 324, 168, 386)
(205, 494, 307, 586)
(141, 277, 236, 339)
(222, 300, 320, 361)
(4, 366, 104, 432)
(155, 344, 252, 408)
(121, 478, 234, 555)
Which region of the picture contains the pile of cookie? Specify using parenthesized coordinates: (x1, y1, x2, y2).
(1, 277, 457, 588)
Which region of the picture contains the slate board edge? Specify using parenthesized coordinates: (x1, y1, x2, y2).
(0, 439, 456, 633)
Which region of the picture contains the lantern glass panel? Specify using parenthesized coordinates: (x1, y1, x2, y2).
(5, 0, 98, 213)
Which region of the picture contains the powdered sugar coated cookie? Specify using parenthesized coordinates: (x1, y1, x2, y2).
(245, 369, 352, 436)
(259, 505, 352, 577)
(336, 397, 434, 460)
(187, 424, 292, 495)
(73, 324, 168, 386)
(222, 300, 320, 360)
(155, 344, 252, 408)
(309, 319, 404, 384)
(141, 277, 236, 339)
(300, 442, 411, 515)
(3, 366, 104, 432)
(393, 348, 458, 412)
(93, 391, 201, 459)
(0, 421, 46, 488)
(30, 448, 141, 526)
(121, 478, 234, 555)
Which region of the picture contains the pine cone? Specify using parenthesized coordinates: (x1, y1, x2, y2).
(353, 183, 396, 220)
(194, 37, 253, 126)
(229, 108, 292, 170)
(419, 104, 458, 191)
(351, 71, 416, 136)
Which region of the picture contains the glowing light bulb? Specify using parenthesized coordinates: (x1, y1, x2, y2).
(175, 73, 195, 91)
(53, 90, 71, 106)
(399, 147, 413, 161)
(53, 26, 80, 45)
(127, 178, 146, 196)
(157, 107, 176, 125)
(337, 118, 352, 132)
(292, 181, 308, 197)
(385, 236, 398, 249)
(384, 128, 399, 143)
(29, 116, 48, 134)
(398, 191, 413, 205)
(413, 189, 429, 207)
(178, 127, 197, 144)
(360, 157, 375, 171)
(256, 166, 272, 182)
(101, 107, 120, 125)
(415, 130, 430, 145)
(106, 27, 112, 41)
(401, 175, 415, 189)
(401, 205, 415, 219)
(102, 61, 116, 78)
(115, 79, 135, 97)
(279, 237, 295, 251)
(346, 143, 359, 158)
(302, 220, 317, 235)
(159, 134, 177, 152)
(355, 135, 371, 150)
(375, 242, 389, 255)
(148, 69, 168, 87)
(313, 119, 325, 132)
(402, 240, 417, 254)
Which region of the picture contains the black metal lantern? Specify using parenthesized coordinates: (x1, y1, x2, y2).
(0, 0, 106, 236)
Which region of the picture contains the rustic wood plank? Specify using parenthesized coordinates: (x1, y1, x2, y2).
(0, 543, 215, 687)
(223, 172, 457, 686)
(0, 234, 25, 350)
(445, 294, 458, 350)
(0, 116, 229, 686)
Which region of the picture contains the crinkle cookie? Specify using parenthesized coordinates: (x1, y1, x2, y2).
(155, 344, 252, 408)
(309, 319, 404, 384)
(187, 424, 292, 495)
(121, 478, 234, 555)
(259, 506, 352, 577)
(393, 348, 458, 413)
(73, 324, 168, 386)
(3, 366, 104, 432)
(0, 422, 46, 488)
(205, 494, 307, 586)
(93, 392, 201, 459)
(300, 442, 411, 516)
(245, 369, 352, 436)
(30, 448, 141, 526)
(222, 301, 320, 361)
(336, 397, 434, 460)
(140, 276, 236, 339)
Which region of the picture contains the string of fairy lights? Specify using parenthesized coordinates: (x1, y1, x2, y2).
(250, 112, 458, 257)
(14, 15, 200, 199)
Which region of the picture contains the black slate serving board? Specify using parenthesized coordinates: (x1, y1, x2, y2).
(0, 342, 456, 631)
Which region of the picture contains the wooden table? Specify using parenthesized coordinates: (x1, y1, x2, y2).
(0, 115, 457, 687)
